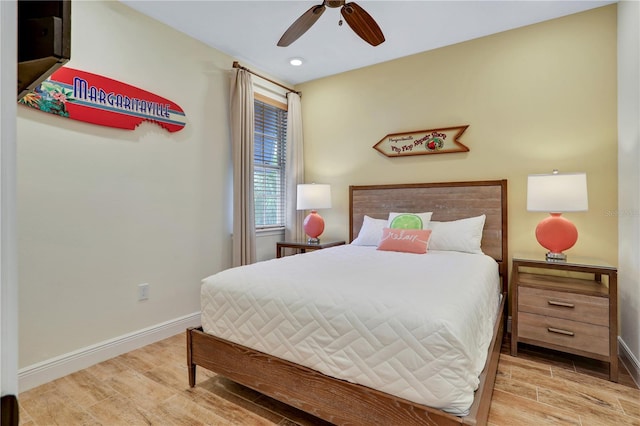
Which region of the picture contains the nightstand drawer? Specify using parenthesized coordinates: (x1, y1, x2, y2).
(518, 312, 609, 357)
(518, 286, 608, 326)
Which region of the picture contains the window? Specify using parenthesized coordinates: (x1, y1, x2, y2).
(254, 96, 287, 229)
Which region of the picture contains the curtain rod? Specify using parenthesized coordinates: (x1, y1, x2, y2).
(232, 61, 300, 96)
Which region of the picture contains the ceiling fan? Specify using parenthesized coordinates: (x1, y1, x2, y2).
(277, 1, 385, 47)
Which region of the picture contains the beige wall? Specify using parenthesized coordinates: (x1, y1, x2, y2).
(17, 1, 234, 367)
(298, 6, 618, 268)
(617, 0, 640, 371)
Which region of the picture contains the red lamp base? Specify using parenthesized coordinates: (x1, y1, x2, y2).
(535, 213, 578, 261)
(303, 210, 325, 244)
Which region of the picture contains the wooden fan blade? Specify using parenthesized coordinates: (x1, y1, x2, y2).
(341, 2, 385, 46)
(278, 4, 326, 47)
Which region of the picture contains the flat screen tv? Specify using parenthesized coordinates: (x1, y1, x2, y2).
(17, 0, 71, 100)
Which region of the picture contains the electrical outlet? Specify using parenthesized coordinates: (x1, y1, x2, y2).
(138, 283, 149, 301)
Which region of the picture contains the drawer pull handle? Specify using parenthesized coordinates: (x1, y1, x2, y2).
(548, 300, 575, 308)
(547, 327, 575, 337)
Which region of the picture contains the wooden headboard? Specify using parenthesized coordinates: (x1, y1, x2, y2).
(349, 180, 508, 293)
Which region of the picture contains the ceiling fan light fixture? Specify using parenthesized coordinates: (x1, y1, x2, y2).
(289, 58, 304, 66)
(326, 0, 345, 8)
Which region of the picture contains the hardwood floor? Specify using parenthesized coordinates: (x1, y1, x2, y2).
(18, 333, 639, 425)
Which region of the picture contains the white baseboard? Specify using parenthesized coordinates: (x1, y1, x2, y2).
(18, 312, 201, 393)
(618, 337, 640, 388)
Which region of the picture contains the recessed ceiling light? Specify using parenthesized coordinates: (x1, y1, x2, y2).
(289, 58, 304, 66)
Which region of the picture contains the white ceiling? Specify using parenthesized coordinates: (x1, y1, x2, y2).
(121, 1, 615, 85)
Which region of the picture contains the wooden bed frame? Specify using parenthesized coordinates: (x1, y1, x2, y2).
(187, 179, 508, 425)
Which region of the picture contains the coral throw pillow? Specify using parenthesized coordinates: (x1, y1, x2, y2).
(377, 228, 432, 254)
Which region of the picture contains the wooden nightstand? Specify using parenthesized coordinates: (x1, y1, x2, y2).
(276, 240, 345, 258)
(510, 255, 618, 382)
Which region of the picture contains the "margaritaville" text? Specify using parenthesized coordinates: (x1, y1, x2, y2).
(73, 77, 170, 118)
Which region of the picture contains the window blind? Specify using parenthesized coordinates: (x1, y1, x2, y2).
(254, 99, 288, 229)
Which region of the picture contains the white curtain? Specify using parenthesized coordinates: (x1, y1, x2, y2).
(230, 69, 256, 266)
(285, 92, 305, 243)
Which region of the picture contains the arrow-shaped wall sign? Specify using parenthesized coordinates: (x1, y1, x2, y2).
(373, 125, 469, 157)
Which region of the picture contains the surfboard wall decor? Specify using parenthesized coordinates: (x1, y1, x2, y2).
(18, 67, 186, 133)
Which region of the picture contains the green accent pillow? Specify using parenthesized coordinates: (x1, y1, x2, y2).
(389, 213, 423, 229)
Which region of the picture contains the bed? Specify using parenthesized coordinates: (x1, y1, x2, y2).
(187, 179, 508, 425)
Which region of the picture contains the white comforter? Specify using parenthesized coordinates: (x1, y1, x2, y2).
(200, 244, 500, 415)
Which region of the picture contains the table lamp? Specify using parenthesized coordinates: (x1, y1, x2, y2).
(527, 170, 588, 261)
(297, 184, 332, 244)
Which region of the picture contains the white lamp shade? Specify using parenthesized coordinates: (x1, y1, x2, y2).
(296, 184, 332, 210)
(527, 172, 588, 212)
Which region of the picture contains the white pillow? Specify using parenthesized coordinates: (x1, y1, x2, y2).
(427, 214, 486, 254)
(351, 215, 387, 246)
(387, 212, 433, 230)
